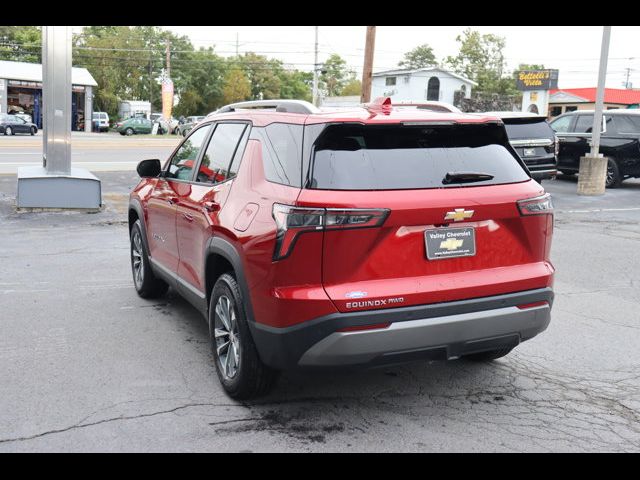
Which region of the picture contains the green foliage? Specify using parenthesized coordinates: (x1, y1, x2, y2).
(223, 67, 251, 104)
(398, 44, 437, 69)
(446, 28, 516, 95)
(320, 54, 354, 97)
(0, 26, 42, 62)
(341, 78, 362, 96)
(279, 70, 313, 101)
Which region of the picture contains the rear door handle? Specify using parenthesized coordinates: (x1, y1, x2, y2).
(167, 197, 178, 205)
(182, 213, 194, 222)
(203, 201, 220, 212)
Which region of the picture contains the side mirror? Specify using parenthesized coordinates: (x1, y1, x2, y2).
(137, 159, 161, 178)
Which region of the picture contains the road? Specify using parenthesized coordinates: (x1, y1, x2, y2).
(0, 132, 179, 173)
(0, 173, 639, 452)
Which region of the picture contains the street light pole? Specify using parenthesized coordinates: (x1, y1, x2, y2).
(589, 26, 611, 157)
(577, 26, 611, 196)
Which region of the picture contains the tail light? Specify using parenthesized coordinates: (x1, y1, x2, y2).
(553, 135, 560, 156)
(272, 203, 389, 260)
(517, 193, 553, 216)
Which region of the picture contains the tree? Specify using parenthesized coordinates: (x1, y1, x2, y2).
(278, 70, 312, 101)
(341, 78, 362, 96)
(445, 28, 515, 95)
(320, 54, 352, 97)
(398, 44, 437, 69)
(237, 52, 282, 100)
(0, 26, 42, 62)
(222, 67, 251, 104)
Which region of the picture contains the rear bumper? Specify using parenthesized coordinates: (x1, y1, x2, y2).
(250, 288, 553, 369)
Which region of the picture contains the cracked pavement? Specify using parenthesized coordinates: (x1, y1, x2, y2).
(0, 172, 639, 452)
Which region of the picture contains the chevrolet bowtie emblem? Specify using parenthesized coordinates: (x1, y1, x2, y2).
(444, 208, 474, 222)
(440, 238, 464, 250)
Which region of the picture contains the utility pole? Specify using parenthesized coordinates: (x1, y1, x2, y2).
(360, 26, 376, 104)
(624, 65, 632, 89)
(577, 26, 611, 196)
(312, 26, 319, 106)
(236, 32, 239, 57)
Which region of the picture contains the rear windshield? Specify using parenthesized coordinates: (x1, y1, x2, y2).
(503, 119, 554, 140)
(309, 123, 529, 190)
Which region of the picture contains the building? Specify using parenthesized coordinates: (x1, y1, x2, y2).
(371, 67, 475, 105)
(548, 88, 640, 118)
(119, 100, 152, 120)
(0, 60, 98, 132)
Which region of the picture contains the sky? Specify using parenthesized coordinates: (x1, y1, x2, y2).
(163, 26, 640, 89)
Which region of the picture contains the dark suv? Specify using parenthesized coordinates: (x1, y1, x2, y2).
(129, 98, 555, 399)
(550, 110, 640, 187)
(484, 112, 558, 181)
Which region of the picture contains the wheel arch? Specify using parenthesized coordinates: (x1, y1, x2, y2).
(128, 199, 150, 254)
(204, 237, 256, 325)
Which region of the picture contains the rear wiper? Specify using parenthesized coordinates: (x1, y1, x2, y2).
(442, 171, 495, 185)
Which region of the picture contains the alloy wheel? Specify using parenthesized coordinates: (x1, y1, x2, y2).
(214, 295, 241, 379)
(606, 162, 615, 187)
(6, 127, 12, 135)
(131, 230, 144, 288)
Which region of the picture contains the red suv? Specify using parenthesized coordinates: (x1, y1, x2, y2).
(129, 98, 555, 399)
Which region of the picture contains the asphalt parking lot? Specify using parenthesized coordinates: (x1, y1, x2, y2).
(0, 172, 639, 452)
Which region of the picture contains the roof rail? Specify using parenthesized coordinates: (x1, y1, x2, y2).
(212, 99, 320, 115)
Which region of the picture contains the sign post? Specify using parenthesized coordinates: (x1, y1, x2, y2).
(515, 69, 559, 115)
(16, 26, 101, 209)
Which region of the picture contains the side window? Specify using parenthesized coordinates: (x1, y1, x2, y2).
(258, 123, 303, 187)
(574, 115, 594, 133)
(611, 115, 637, 134)
(166, 125, 211, 181)
(195, 123, 247, 184)
(550, 115, 573, 133)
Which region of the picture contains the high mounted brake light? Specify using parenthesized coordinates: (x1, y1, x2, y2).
(364, 97, 393, 115)
(517, 193, 553, 216)
(272, 204, 389, 260)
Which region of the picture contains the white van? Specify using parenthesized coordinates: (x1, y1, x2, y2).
(92, 112, 110, 132)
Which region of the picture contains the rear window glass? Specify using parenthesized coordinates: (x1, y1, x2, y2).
(309, 123, 529, 190)
(503, 119, 554, 140)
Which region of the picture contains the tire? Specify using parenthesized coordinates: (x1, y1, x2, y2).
(464, 347, 513, 362)
(5, 127, 13, 136)
(210, 273, 278, 399)
(605, 158, 622, 188)
(125, 127, 134, 136)
(130, 220, 169, 298)
(30, 127, 36, 136)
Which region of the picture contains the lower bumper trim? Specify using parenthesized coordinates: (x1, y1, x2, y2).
(298, 304, 550, 366)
